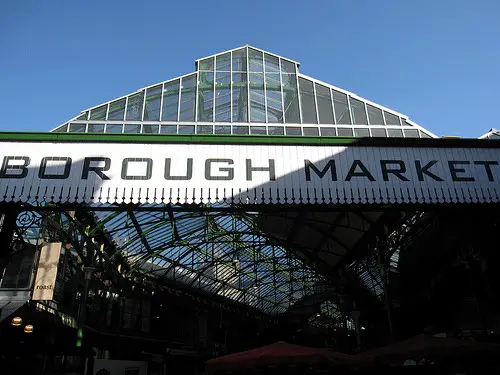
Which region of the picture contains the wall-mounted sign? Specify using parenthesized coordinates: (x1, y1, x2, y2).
(32, 242, 61, 301)
(0, 142, 498, 204)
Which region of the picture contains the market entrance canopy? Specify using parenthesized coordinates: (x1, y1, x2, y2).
(0, 134, 498, 205)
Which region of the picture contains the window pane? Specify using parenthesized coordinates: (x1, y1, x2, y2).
(337, 128, 354, 136)
(371, 128, 387, 137)
(108, 99, 126, 120)
(54, 124, 68, 133)
(232, 72, 248, 122)
(69, 124, 86, 133)
(216, 52, 231, 72)
(303, 127, 319, 136)
(197, 125, 213, 134)
(106, 124, 123, 133)
(144, 85, 162, 121)
(350, 98, 367, 125)
(282, 74, 300, 123)
(264, 54, 280, 73)
(419, 131, 432, 138)
(367, 104, 384, 125)
(299, 78, 317, 124)
(249, 73, 265, 122)
(215, 125, 231, 134)
(268, 126, 284, 135)
(388, 129, 404, 138)
(316, 84, 334, 124)
(232, 48, 247, 72)
(87, 124, 104, 133)
(199, 57, 214, 71)
(384, 111, 401, 125)
(162, 80, 180, 121)
(198, 71, 214, 122)
(126, 92, 144, 121)
(160, 125, 177, 134)
(404, 129, 419, 138)
(266, 73, 283, 123)
(179, 75, 196, 122)
(215, 72, 231, 122)
(286, 126, 302, 136)
(233, 126, 249, 135)
(250, 126, 266, 135)
(354, 128, 370, 137)
(143, 124, 159, 134)
(77, 113, 88, 120)
(332, 90, 351, 124)
(124, 124, 141, 133)
(178, 125, 195, 135)
(248, 48, 263, 73)
(320, 127, 336, 136)
(280, 60, 296, 75)
(90, 105, 107, 120)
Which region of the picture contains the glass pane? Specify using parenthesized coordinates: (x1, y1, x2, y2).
(87, 124, 105, 133)
(371, 128, 387, 137)
(250, 126, 266, 135)
(303, 127, 319, 136)
(354, 128, 370, 137)
(232, 48, 247, 72)
(215, 125, 231, 134)
(384, 111, 401, 125)
(388, 129, 404, 138)
(419, 131, 432, 138)
(162, 79, 180, 121)
(179, 75, 196, 122)
(367, 104, 384, 125)
(404, 129, 419, 138)
(197, 125, 213, 134)
(144, 85, 162, 121)
(337, 128, 354, 136)
(233, 126, 249, 135)
(77, 113, 88, 120)
(124, 124, 141, 133)
(316, 84, 334, 124)
(69, 124, 86, 133)
(108, 99, 126, 120)
(266, 73, 283, 123)
(282, 73, 300, 123)
(299, 78, 317, 124)
(160, 125, 177, 134)
(332, 90, 351, 124)
(249, 73, 265, 122)
(179, 125, 195, 135)
(126, 92, 144, 121)
(268, 126, 284, 135)
(248, 48, 263, 73)
(280, 59, 296, 75)
(320, 127, 336, 136)
(198, 71, 214, 122)
(264, 54, 280, 73)
(199, 57, 214, 71)
(53, 124, 68, 133)
(90, 105, 107, 120)
(143, 124, 159, 134)
(215, 72, 231, 122)
(286, 126, 302, 136)
(106, 124, 123, 133)
(232, 72, 248, 122)
(216, 52, 231, 72)
(350, 97, 367, 125)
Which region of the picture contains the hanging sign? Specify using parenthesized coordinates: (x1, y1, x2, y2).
(32, 242, 62, 301)
(0, 141, 498, 204)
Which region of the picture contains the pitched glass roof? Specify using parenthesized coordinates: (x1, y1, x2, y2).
(51, 45, 436, 138)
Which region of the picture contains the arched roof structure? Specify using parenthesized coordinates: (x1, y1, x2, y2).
(51, 45, 436, 139)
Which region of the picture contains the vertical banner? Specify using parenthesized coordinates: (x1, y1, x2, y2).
(32, 242, 62, 301)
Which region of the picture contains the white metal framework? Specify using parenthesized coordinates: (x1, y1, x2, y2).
(51, 46, 436, 138)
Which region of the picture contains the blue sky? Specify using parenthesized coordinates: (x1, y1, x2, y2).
(1, 0, 498, 138)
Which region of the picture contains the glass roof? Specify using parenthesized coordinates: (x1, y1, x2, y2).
(51, 45, 436, 138)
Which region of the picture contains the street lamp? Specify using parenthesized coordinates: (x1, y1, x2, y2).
(11, 317, 22, 327)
